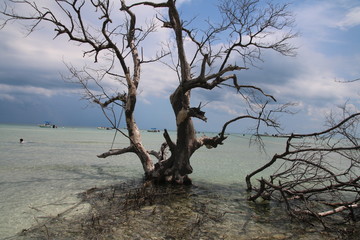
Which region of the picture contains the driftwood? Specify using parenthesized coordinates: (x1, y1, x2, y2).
(247, 110, 360, 227)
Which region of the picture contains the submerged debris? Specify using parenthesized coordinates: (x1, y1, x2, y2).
(12, 181, 359, 240)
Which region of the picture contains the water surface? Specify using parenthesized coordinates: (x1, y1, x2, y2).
(0, 124, 341, 239)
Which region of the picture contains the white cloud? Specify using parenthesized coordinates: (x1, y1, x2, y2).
(208, 102, 240, 116)
(337, 6, 360, 29)
(264, 51, 357, 105)
(138, 61, 178, 97)
(0, 83, 82, 100)
(257, 1, 360, 106)
(0, 84, 55, 97)
(0, 93, 17, 102)
(293, 1, 360, 45)
(1, 26, 86, 71)
(294, 2, 338, 40)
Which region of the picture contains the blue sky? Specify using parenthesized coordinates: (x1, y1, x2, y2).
(0, 0, 359, 134)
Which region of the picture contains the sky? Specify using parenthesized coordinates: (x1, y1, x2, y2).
(0, 0, 359, 134)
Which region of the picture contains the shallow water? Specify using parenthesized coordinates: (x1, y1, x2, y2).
(0, 124, 342, 239)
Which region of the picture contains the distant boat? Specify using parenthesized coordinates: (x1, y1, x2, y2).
(147, 128, 160, 132)
(97, 127, 112, 130)
(38, 121, 57, 128)
(256, 133, 302, 138)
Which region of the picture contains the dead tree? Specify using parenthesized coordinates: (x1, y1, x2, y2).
(1, 0, 296, 184)
(246, 106, 360, 227)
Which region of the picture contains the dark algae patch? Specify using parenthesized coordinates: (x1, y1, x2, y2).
(13, 181, 360, 240)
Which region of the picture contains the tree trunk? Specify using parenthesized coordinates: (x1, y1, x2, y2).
(171, 88, 196, 180)
(153, 0, 197, 184)
(125, 75, 154, 176)
(151, 86, 197, 184)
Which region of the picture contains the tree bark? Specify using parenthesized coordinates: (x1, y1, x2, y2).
(159, 0, 197, 184)
(124, 73, 154, 175)
(170, 88, 196, 182)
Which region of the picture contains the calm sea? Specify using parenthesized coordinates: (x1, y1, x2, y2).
(0, 124, 336, 239)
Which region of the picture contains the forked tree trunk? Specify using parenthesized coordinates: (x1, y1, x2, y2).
(151, 0, 198, 184)
(149, 84, 199, 184)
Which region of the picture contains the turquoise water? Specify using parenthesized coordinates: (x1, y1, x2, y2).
(0, 124, 337, 239)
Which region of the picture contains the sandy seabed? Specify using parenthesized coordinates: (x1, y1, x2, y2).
(11, 182, 359, 240)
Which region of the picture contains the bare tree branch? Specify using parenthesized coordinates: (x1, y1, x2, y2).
(97, 145, 135, 158)
(246, 108, 360, 226)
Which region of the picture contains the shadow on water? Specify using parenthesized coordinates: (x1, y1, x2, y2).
(7, 180, 358, 240)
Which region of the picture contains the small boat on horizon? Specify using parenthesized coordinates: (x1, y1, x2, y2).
(97, 127, 113, 130)
(147, 128, 160, 132)
(38, 121, 57, 128)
